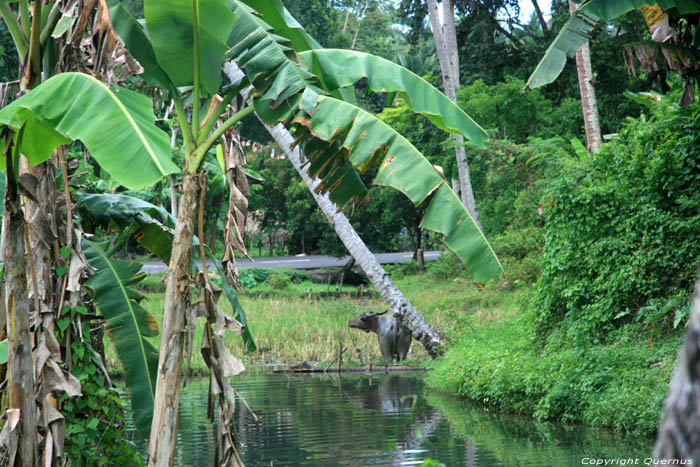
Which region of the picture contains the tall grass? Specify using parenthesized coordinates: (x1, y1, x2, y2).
(106, 268, 492, 374)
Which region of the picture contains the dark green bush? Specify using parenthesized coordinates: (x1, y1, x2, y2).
(239, 268, 271, 288)
(426, 251, 464, 280)
(266, 272, 292, 289)
(535, 100, 700, 337)
(468, 138, 557, 237)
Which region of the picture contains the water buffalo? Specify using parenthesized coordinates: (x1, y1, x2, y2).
(348, 310, 412, 362)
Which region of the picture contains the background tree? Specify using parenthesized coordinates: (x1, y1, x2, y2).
(568, 0, 601, 151)
(426, 0, 483, 231)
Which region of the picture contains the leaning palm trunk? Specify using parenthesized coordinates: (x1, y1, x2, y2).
(568, 0, 602, 152)
(426, 0, 483, 231)
(653, 274, 700, 462)
(264, 123, 448, 358)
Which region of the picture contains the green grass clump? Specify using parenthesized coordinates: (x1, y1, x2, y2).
(426, 314, 680, 436)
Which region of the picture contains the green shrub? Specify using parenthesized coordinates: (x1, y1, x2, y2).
(426, 252, 463, 280)
(457, 77, 580, 143)
(427, 318, 679, 435)
(266, 272, 292, 289)
(535, 100, 700, 337)
(492, 230, 543, 289)
(239, 267, 271, 288)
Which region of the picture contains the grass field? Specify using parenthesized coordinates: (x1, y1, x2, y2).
(104, 264, 511, 375)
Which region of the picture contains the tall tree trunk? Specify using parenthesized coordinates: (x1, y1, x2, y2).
(2, 157, 38, 466)
(569, 0, 602, 152)
(264, 123, 448, 357)
(531, 0, 548, 32)
(350, 1, 368, 50)
(148, 173, 201, 467)
(426, 0, 483, 232)
(654, 275, 700, 462)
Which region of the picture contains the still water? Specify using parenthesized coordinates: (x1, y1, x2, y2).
(127, 372, 651, 466)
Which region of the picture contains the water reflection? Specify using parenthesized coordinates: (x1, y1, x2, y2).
(348, 375, 416, 413)
(126, 372, 651, 466)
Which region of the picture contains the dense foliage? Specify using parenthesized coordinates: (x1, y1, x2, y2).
(428, 92, 700, 435)
(536, 98, 700, 338)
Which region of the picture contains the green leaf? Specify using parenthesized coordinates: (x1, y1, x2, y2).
(525, 7, 599, 89)
(570, 137, 588, 158)
(216, 144, 226, 175)
(298, 49, 488, 147)
(59, 246, 72, 259)
(56, 265, 68, 277)
(76, 193, 175, 262)
(238, 0, 321, 52)
(144, 0, 234, 96)
(57, 318, 71, 332)
(526, 0, 700, 89)
(106, 0, 174, 90)
(294, 90, 503, 283)
(582, 0, 700, 18)
(83, 239, 159, 439)
(0, 339, 8, 365)
(210, 250, 256, 353)
(229, 0, 324, 123)
(0, 73, 178, 190)
(0, 171, 5, 216)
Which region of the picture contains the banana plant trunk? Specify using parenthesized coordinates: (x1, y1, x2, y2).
(264, 123, 448, 358)
(568, 0, 602, 152)
(148, 173, 201, 466)
(654, 275, 700, 462)
(2, 167, 38, 466)
(426, 0, 483, 232)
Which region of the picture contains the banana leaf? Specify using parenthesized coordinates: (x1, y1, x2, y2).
(298, 49, 488, 146)
(143, 0, 234, 96)
(582, 0, 700, 18)
(106, 0, 173, 91)
(76, 193, 256, 352)
(82, 239, 158, 439)
(0, 73, 178, 190)
(295, 89, 502, 282)
(526, 0, 700, 89)
(0, 339, 7, 365)
(239, 0, 321, 52)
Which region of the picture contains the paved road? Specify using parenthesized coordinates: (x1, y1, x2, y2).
(139, 251, 441, 274)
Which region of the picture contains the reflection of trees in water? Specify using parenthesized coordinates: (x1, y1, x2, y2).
(426, 391, 651, 466)
(232, 373, 468, 466)
(129, 373, 651, 466)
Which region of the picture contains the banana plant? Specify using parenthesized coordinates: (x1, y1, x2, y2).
(0, 71, 177, 465)
(82, 239, 159, 439)
(75, 191, 256, 353)
(105, 0, 504, 464)
(526, 0, 700, 90)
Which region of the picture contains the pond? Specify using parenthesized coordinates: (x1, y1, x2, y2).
(126, 371, 651, 466)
